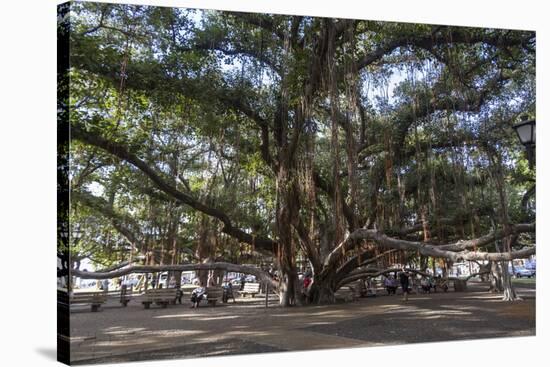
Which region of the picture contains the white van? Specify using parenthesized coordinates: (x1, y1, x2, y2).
(159, 272, 169, 287)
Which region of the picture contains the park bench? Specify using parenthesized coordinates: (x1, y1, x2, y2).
(93, 288, 134, 306)
(70, 291, 107, 312)
(239, 282, 261, 297)
(142, 288, 178, 309)
(347, 283, 376, 300)
(205, 286, 223, 306)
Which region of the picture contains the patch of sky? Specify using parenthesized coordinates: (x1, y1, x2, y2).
(86, 181, 105, 197)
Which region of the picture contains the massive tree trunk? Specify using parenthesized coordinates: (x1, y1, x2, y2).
(500, 237, 522, 301)
(196, 217, 216, 286)
(273, 25, 300, 306)
(278, 264, 297, 306)
(303, 19, 343, 306)
(309, 277, 336, 304)
(275, 165, 298, 306)
(500, 260, 520, 301)
(487, 146, 522, 301)
(489, 261, 503, 292)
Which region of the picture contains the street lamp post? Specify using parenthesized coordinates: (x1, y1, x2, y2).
(513, 115, 536, 169)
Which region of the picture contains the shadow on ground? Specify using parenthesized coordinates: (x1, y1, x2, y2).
(69, 282, 535, 364)
(303, 292, 535, 345)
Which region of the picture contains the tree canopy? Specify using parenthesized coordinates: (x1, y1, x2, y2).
(62, 2, 536, 305)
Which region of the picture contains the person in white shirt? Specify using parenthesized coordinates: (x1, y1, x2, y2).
(190, 282, 206, 308)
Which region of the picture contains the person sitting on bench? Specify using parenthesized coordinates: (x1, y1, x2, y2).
(384, 275, 397, 295)
(421, 277, 431, 293)
(190, 283, 206, 308)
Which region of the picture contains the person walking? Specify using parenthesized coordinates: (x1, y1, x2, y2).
(399, 270, 410, 301)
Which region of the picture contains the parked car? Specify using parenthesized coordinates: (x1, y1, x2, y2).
(222, 279, 239, 287)
(155, 272, 169, 288)
(79, 280, 97, 288)
(122, 277, 139, 287)
(513, 267, 536, 278)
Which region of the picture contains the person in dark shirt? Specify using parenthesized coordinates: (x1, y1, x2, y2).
(399, 270, 410, 301)
(240, 275, 246, 291)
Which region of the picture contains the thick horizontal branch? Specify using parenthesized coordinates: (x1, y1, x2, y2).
(465, 271, 491, 281)
(438, 223, 535, 251)
(90, 261, 134, 273)
(71, 124, 277, 252)
(325, 226, 536, 270)
(333, 249, 397, 285)
(338, 267, 424, 289)
(386, 217, 472, 238)
(338, 266, 486, 289)
(72, 262, 276, 286)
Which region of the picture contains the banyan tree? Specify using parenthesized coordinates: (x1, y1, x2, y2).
(61, 3, 536, 305)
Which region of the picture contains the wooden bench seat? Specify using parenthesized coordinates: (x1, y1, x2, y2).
(205, 287, 223, 306)
(70, 291, 107, 312)
(91, 289, 134, 306)
(239, 282, 260, 298)
(142, 288, 178, 309)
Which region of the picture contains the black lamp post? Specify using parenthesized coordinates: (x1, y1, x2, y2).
(513, 115, 536, 169)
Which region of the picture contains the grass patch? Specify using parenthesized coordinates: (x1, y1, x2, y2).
(512, 278, 536, 285)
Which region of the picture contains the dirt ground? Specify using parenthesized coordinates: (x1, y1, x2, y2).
(69, 280, 535, 365)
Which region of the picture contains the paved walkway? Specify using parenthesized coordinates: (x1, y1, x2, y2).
(69, 281, 535, 365)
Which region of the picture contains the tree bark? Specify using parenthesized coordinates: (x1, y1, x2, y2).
(500, 260, 520, 301)
(309, 278, 336, 304)
(489, 261, 503, 293)
(275, 165, 298, 306)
